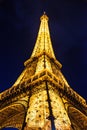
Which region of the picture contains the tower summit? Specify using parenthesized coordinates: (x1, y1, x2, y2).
(31, 13, 55, 59)
(0, 14, 87, 130)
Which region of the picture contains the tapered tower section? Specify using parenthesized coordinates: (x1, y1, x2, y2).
(0, 14, 87, 130)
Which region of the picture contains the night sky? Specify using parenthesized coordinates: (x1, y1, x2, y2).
(0, 0, 87, 129)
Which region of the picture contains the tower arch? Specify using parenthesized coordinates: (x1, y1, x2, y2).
(0, 103, 26, 130)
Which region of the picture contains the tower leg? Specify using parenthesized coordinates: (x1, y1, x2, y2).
(45, 81, 56, 130)
(21, 95, 31, 130)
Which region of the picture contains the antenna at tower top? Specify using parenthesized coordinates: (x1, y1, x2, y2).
(44, 11, 46, 15)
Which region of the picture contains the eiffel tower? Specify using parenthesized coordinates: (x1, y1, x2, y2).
(0, 13, 87, 130)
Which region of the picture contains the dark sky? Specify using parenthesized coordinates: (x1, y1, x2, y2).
(0, 0, 87, 128)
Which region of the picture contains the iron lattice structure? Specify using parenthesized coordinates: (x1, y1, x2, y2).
(0, 14, 87, 130)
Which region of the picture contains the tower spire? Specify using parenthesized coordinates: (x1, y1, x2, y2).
(31, 13, 56, 59)
(43, 11, 46, 15)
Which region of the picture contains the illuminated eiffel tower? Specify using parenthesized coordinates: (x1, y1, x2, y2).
(0, 13, 87, 130)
